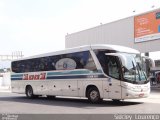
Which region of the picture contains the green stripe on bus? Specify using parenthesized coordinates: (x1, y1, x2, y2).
(11, 74, 23, 78)
(47, 70, 102, 76)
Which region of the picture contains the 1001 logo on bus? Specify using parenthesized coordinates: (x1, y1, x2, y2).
(23, 73, 46, 80)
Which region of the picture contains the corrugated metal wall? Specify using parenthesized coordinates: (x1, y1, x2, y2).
(65, 16, 160, 53)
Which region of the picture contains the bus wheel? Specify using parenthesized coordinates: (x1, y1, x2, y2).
(87, 87, 101, 103)
(26, 86, 35, 98)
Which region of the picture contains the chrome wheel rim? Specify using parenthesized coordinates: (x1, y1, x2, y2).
(90, 90, 98, 100)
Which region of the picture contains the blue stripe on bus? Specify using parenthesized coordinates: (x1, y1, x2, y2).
(47, 74, 106, 80)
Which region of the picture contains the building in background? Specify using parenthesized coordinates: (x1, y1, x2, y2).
(65, 8, 160, 82)
(65, 8, 160, 55)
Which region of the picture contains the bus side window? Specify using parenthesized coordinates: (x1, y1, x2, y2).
(61, 51, 97, 71)
(107, 56, 120, 79)
(11, 51, 97, 73)
(96, 51, 108, 74)
(84, 53, 97, 71)
(64, 51, 84, 69)
(70, 51, 97, 71)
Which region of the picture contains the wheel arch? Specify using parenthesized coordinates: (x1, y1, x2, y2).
(85, 85, 100, 98)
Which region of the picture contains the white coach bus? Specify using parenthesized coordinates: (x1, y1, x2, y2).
(11, 44, 150, 103)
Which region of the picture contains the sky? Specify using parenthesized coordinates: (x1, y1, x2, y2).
(0, 0, 160, 60)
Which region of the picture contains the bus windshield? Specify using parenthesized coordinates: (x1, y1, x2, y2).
(121, 53, 147, 83)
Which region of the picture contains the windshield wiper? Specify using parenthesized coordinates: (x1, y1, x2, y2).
(137, 62, 147, 81)
(132, 61, 137, 82)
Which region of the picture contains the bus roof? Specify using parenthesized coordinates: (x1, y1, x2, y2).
(90, 44, 139, 54)
(12, 44, 139, 61)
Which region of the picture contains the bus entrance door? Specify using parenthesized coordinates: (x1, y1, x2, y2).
(102, 75, 122, 100)
(105, 55, 122, 99)
(108, 78, 121, 99)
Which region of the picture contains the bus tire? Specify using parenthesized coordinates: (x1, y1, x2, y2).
(26, 86, 35, 99)
(87, 87, 101, 103)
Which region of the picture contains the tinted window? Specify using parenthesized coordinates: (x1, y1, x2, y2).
(12, 51, 97, 73)
(107, 56, 120, 79)
(95, 50, 120, 79)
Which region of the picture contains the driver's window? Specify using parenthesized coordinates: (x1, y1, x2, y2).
(107, 56, 120, 79)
